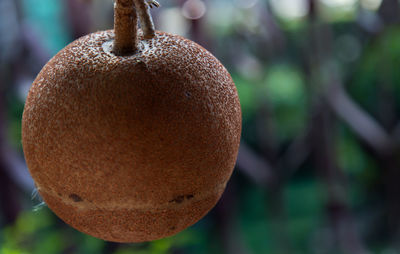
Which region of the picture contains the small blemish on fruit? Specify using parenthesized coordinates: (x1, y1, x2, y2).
(185, 91, 192, 98)
(69, 194, 83, 202)
(169, 195, 185, 204)
(170, 226, 176, 231)
(169, 194, 194, 204)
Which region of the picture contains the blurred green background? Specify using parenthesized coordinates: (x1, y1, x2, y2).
(1, 0, 400, 253)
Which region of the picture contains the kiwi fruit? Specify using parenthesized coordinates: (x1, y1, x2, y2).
(22, 0, 241, 243)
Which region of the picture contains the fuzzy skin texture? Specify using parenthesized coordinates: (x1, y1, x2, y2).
(22, 30, 242, 243)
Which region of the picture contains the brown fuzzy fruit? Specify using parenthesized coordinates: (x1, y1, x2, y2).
(22, 30, 241, 242)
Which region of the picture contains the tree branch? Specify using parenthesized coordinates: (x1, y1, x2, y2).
(236, 141, 276, 188)
(325, 82, 394, 156)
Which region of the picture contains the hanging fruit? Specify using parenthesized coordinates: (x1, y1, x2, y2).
(22, 0, 241, 242)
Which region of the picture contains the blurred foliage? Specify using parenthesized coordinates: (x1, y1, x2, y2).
(0, 207, 206, 254)
(264, 64, 308, 141)
(351, 27, 400, 122)
(20, 0, 70, 54)
(6, 94, 25, 151)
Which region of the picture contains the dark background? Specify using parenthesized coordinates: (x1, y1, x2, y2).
(1, 0, 400, 253)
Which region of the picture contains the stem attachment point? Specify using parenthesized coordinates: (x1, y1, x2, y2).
(112, 0, 156, 56)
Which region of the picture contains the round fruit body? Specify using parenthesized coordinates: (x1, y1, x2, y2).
(22, 30, 241, 243)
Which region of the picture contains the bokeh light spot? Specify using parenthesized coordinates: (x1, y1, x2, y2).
(320, 0, 357, 8)
(270, 0, 308, 20)
(360, 0, 382, 10)
(158, 7, 189, 36)
(182, 0, 207, 20)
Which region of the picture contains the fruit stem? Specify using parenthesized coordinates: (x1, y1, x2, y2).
(133, 0, 156, 39)
(113, 0, 156, 56)
(113, 0, 138, 55)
